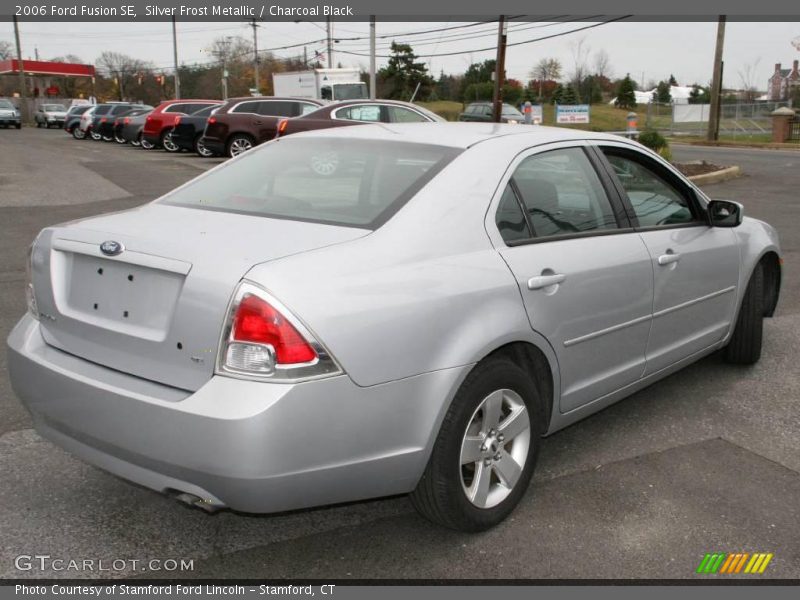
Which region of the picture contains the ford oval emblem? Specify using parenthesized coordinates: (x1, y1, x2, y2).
(100, 240, 124, 256)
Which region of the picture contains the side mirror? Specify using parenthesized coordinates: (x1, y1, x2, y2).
(708, 200, 743, 228)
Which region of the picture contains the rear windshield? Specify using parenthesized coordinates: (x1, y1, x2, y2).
(43, 104, 66, 111)
(160, 138, 460, 228)
(0, 100, 14, 109)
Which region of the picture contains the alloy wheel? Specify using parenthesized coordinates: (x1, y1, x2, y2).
(162, 131, 179, 152)
(459, 388, 531, 509)
(196, 137, 213, 157)
(229, 137, 253, 157)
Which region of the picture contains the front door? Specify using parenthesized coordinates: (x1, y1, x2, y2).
(492, 145, 654, 413)
(597, 146, 740, 375)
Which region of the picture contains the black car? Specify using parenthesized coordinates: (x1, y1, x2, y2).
(91, 103, 151, 141)
(64, 105, 91, 135)
(458, 101, 524, 123)
(170, 104, 220, 156)
(112, 108, 153, 144)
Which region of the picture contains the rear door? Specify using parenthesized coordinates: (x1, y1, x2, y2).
(596, 144, 740, 375)
(489, 143, 654, 413)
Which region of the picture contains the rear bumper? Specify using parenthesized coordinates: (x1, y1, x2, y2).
(7, 315, 463, 513)
(201, 136, 226, 155)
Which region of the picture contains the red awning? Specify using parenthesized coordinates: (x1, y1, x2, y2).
(0, 59, 95, 78)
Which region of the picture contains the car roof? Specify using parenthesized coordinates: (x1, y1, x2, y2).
(286, 122, 629, 149)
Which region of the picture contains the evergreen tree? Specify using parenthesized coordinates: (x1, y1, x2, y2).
(688, 84, 710, 104)
(378, 42, 434, 101)
(654, 80, 672, 104)
(614, 74, 637, 109)
(668, 74, 678, 86)
(560, 85, 579, 105)
(552, 83, 565, 105)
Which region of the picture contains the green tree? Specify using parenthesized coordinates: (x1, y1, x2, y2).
(668, 74, 678, 86)
(688, 84, 710, 104)
(653, 80, 672, 104)
(614, 74, 637, 109)
(378, 42, 433, 101)
(552, 83, 565, 105)
(560, 85, 579, 105)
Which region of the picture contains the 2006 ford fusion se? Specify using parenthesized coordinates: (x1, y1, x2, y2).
(8, 123, 781, 531)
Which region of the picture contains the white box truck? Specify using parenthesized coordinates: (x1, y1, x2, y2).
(272, 68, 368, 101)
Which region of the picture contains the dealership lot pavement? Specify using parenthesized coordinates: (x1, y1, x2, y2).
(0, 129, 798, 579)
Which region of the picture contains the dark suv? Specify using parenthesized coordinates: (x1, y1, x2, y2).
(202, 97, 324, 158)
(458, 102, 524, 124)
(91, 103, 151, 141)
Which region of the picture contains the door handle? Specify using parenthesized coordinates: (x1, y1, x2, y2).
(657, 252, 681, 266)
(527, 273, 566, 290)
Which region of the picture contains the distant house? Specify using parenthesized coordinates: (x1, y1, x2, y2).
(767, 60, 799, 101)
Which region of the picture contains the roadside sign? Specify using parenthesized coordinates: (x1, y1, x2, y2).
(556, 104, 590, 124)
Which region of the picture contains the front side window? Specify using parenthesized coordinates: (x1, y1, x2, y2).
(603, 151, 696, 227)
(336, 105, 382, 122)
(509, 147, 618, 239)
(161, 138, 460, 229)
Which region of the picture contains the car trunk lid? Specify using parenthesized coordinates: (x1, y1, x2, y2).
(32, 203, 368, 391)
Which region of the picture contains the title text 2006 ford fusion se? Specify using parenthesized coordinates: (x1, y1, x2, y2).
(7, 123, 781, 531)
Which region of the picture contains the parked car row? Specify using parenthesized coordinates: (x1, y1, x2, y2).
(0, 98, 22, 128)
(59, 96, 444, 160)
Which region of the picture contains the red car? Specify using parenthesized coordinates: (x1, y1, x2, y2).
(142, 99, 222, 150)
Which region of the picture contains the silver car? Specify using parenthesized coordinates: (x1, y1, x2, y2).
(7, 124, 782, 531)
(34, 103, 68, 128)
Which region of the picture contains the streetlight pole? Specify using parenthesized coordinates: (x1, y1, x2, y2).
(171, 15, 181, 99)
(13, 14, 27, 124)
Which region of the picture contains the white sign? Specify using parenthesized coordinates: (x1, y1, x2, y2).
(556, 104, 590, 124)
(673, 103, 711, 123)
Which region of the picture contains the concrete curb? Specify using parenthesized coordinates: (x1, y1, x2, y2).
(688, 165, 741, 186)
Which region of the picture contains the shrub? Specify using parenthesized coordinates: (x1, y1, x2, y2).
(638, 129, 668, 153)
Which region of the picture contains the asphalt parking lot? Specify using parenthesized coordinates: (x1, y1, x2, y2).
(0, 128, 798, 580)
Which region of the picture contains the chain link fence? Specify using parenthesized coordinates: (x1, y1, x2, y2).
(644, 101, 793, 138)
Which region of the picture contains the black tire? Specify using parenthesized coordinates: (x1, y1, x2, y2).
(161, 129, 180, 153)
(724, 262, 764, 365)
(410, 356, 544, 532)
(36, 121, 43, 128)
(15, 123, 21, 129)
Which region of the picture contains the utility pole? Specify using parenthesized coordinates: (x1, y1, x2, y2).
(220, 36, 232, 100)
(326, 16, 334, 67)
(13, 14, 27, 124)
(492, 15, 507, 123)
(250, 18, 260, 94)
(707, 15, 726, 142)
(369, 16, 376, 99)
(171, 15, 181, 99)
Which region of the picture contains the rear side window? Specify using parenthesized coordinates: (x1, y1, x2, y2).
(495, 184, 531, 243)
(161, 138, 460, 229)
(507, 147, 618, 239)
(232, 101, 259, 114)
(190, 105, 217, 117)
(390, 106, 428, 123)
(257, 101, 295, 117)
(94, 105, 111, 115)
(299, 103, 319, 115)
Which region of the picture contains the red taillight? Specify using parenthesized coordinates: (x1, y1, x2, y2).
(100, 117, 107, 123)
(278, 119, 288, 135)
(232, 294, 316, 364)
(146, 115, 153, 122)
(174, 115, 182, 125)
(124, 117, 131, 125)
(207, 116, 216, 125)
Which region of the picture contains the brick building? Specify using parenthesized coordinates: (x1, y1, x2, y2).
(767, 60, 799, 101)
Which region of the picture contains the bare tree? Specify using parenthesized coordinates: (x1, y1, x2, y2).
(569, 38, 591, 94)
(97, 51, 149, 100)
(738, 57, 761, 103)
(593, 49, 611, 79)
(50, 54, 85, 64)
(529, 57, 562, 100)
(0, 40, 13, 61)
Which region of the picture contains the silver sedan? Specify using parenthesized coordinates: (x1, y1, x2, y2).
(7, 123, 782, 531)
